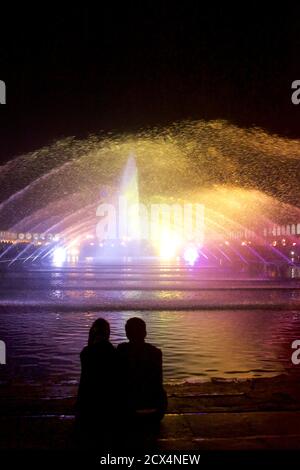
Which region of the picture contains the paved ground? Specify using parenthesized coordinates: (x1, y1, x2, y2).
(1, 375, 300, 450)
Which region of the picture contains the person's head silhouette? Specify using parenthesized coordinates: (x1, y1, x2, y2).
(125, 317, 147, 344)
(88, 318, 110, 346)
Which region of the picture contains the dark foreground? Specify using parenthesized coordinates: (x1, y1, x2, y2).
(1, 374, 300, 451)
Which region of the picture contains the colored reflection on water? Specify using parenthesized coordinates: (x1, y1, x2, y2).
(1, 265, 300, 395)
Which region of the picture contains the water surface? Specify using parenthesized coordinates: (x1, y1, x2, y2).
(1, 264, 300, 396)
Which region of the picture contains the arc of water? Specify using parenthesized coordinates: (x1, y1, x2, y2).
(0, 160, 74, 215)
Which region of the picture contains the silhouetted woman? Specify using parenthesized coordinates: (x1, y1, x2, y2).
(76, 318, 118, 448)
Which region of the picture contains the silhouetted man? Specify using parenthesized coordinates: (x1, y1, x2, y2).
(117, 317, 167, 424)
(76, 318, 118, 448)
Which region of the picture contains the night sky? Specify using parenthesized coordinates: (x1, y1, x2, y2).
(0, 4, 300, 164)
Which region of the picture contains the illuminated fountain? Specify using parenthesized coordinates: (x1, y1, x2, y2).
(0, 120, 299, 269)
(119, 153, 140, 240)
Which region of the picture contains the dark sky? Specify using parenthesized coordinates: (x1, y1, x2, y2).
(0, 4, 300, 164)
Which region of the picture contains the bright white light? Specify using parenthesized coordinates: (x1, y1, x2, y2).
(183, 245, 198, 265)
(68, 247, 79, 256)
(159, 232, 181, 260)
(52, 247, 66, 266)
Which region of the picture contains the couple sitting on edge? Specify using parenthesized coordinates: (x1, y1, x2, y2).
(76, 317, 167, 448)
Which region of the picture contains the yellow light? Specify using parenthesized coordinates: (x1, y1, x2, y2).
(159, 240, 177, 259)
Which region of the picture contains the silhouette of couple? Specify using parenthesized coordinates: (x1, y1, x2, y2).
(76, 317, 167, 449)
